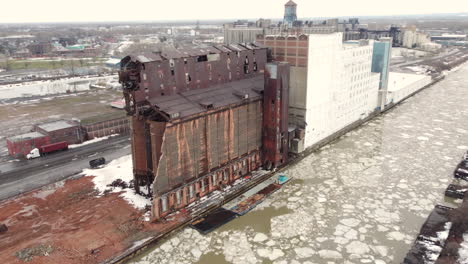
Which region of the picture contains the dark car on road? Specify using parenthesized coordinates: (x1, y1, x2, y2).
(89, 157, 106, 169)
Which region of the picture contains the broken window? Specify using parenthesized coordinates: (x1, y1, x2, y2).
(201, 180, 206, 192)
(185, 73, 191, 84)
(197, 55, 208, 62)
(161, 196, 168, 212)
(223, 170, 228, 181)
(207, 54, 220, 61)
(176, 190, 182, 204)
(212, 174, 217, 186)
(189, 185, 194, 199)
(243, 56, 250, 74)
(184, 58, 187, 64)
(253, 62, 258, 72)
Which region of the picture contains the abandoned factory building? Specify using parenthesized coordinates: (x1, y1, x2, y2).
(119, 43, 290, 220)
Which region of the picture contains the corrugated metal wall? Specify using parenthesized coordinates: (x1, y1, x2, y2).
(152, 100, 262, 196)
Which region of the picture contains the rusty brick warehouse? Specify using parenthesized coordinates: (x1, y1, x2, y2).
(119, 43, 292, 220)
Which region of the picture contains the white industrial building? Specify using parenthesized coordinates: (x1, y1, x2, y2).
(303, 34, 380, 148)
(257, 32, 382, 152)
(386, 72, 432, 105)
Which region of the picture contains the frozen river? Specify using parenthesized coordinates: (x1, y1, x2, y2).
(131, 64, 468, 264)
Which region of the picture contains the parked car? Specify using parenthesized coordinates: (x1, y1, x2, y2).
(89, 157, 106, 168)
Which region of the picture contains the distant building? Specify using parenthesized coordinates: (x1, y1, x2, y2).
(224, 28, 265, 45)
(27, 42, 52, 56)
(105, 57, 121, 69)
(430, 34, 467, 47)
(257, 33, 380, 151)
(256, 18, 272, 28)
(283, 0, 298, 27)
(6, 132, 50, 158)
(7, 119, 84, 158)
(402, 29, 430, 48)
(33, 120, 84, 144)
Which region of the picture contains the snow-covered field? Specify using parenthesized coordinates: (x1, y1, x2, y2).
(0, 75, 117, 100)
(130, 60, 468, 263)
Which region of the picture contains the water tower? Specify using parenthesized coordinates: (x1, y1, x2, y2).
(284, 0, 297, 27)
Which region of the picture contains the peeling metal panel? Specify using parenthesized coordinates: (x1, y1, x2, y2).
(131, 117, 149, 190)
(151, 100, 264, 196)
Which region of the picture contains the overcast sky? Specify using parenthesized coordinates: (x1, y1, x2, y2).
(2, 0, 468, 23)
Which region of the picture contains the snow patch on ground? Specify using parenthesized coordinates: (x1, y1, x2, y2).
(69, 134, 117, 149)
(82, 155, 150, 210)
(32, 181, 64, 199)
(458, 233, 468, 262)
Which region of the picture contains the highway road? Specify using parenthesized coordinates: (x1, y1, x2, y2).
(0, 135, 131, 201)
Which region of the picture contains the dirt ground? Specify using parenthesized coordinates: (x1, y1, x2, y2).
(0, 176, 185, 264)
(0, 89, 124, 159)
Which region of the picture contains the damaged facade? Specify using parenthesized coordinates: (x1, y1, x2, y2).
(119, 44, 289, 220)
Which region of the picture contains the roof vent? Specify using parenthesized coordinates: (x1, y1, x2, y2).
(199, 101, 214, 110)
(252, 87, 264, 94)
(233, 91, 249, 99)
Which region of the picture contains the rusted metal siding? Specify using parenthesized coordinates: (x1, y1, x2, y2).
(152, 99, 263, 196)
(131, 117, 149, 189)
(83, 117, 130, 139)
(262, 62, 290, 168)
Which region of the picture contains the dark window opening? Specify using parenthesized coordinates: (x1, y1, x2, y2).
(184, 58, 187, 64)
(243, 56, 249, 74)
(171, 69, 175, 76)
(161, 92, 165, 96)
(197, 55, 208, 62)
(253, 62, 258, 72)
